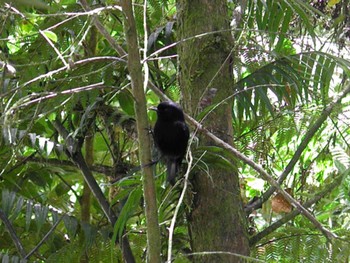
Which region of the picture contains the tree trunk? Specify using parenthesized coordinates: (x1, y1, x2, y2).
(177, 1, 250, 262)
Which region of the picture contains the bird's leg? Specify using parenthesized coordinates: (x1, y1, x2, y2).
(141, 159, 159, 168)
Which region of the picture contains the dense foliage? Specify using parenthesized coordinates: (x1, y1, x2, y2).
(1, 0, 350, 262)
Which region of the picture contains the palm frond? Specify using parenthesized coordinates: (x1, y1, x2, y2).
(234, 51, 350, 120)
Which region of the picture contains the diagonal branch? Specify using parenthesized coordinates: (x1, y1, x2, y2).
(25, 215, 65, 260)
(148, 81, 345, 240)
(79, 0, 127, 57)
(249, 170, 346, 246)
(245, 83, 350, 214)
(51, 119, 135, 263)
(0, 56, 125, 99)
(0, 209, 27, 258)
(186, 111, 336, 240)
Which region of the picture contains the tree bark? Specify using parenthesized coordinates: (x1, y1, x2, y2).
(177, 1, 250, 262)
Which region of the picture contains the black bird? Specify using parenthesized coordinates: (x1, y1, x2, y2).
(152, 101, 190, 185)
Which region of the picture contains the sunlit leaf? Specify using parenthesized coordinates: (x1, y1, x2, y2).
(43, 31, 58, 43)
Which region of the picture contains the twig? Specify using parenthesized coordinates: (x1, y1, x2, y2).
(79, 0, 127, 57)
(17, 156, 131, 177)
(0, 56, 125, 99)
(14, 82, 105, 108)
(39, 29, 69, 67)
(56, 173, 81, 204)
(6, 5, 122, 18)
(167, 149, 193, 263)
(8, 6, 68, 67)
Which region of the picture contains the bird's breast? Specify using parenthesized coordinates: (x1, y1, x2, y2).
(154, 121, 188, 158)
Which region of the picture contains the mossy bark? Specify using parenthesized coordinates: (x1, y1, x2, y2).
(177, 1, 250, 262)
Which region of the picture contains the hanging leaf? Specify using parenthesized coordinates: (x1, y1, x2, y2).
(10, 196, 24, 221)
(38, 137, 46, 152)
(81, 222, 97, 249)
(43, 31, 58, 43)
(63, 215, 78, 239)
(25, 201, 33, 232)
(112, 187, 142, 242)
(46, 140, 54, 156)
(1, 190, 16, 217)
(34, 205, 49, 233)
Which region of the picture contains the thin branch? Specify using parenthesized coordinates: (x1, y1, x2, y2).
(45, 15, 79, 31)
(39, 29, 68, 67)
(79, 0, 127, 57)
(188, 112, 336, 240)
(8, 6, 68, 67)
(143, 0, 150, 94)
(5, 5, 122, 18)
(0, 209, 26, 258)
(0, 56, 125, 99)
(17, 155, 130, 177)
(51, 120, 115, 221)
(15, 82, 105, 109)
(56, 173, 81, 205)
(25, 215, 65, 260)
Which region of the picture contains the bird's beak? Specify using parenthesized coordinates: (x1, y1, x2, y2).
(149, 106, 158, 112)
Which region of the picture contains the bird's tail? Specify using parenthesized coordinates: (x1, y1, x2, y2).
(166, 160, 178, 185)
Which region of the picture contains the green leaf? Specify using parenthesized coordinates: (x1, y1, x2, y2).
(10, 196, 24, 221)
(43, 30, 58, 43)
(118, 91, 135, 116)
(81, 222, 97, 249)
(1, 190, 16, 217)
(195, 146, 236, 171)
(25, 201, 33, 231)
(34, 205, 49, 233)
(63, 215, 78, 239)
(112, 187, 142, 241)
